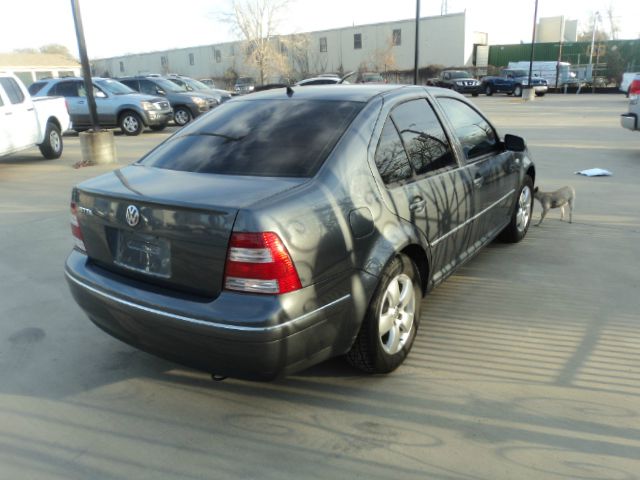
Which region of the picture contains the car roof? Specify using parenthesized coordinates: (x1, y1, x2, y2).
(232, 84, 421, 103)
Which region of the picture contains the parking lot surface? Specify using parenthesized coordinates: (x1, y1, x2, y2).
(1, 94, 639, 479)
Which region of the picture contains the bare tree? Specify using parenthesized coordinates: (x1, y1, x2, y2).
(227, 0, 292, 85)
(605, 3, 620, 40)
(578, 12, 609, 42)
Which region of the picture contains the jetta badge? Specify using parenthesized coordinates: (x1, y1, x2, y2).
(125, 205, 140, 227)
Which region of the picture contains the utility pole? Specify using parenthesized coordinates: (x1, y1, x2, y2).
(414, 0, 420, 85)
(70, 0, 99, 131)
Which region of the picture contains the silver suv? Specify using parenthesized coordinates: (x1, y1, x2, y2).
(29, 77, 173, 135)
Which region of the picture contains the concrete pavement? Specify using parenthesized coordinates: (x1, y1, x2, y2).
(0, 95, 638, 480)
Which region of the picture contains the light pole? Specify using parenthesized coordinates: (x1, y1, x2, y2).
(414, 0, 420, 85)
(587, 11, 600, 93)
(525, 0, 539, 101)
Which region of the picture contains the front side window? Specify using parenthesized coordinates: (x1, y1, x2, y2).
(391, 99, 456, 176)
(0, 78, 25, 104)
(354, 33, 362, 49)
(437, 97, 498, 160)
(374, 117, 412, 185)
(320, 37, 327, 53)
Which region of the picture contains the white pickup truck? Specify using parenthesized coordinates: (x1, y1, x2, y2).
(0, 72, 71, 159)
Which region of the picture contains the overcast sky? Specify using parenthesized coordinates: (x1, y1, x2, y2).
(1, 0, 637, 59)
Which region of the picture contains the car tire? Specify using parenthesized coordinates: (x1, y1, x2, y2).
(536, 92, 545, 97)
(499, 175, 534, 243)
(174, 107, 192, 126)
(38, 121, 63, 159)
(485, 84, 493, 96)
(346, 254, 421, 374)
(150, 124, 167, 132)
(119, 111, 143, 136)
(514, 85, 523, 97)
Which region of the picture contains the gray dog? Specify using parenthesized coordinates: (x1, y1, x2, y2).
(533, 186, 575, 226)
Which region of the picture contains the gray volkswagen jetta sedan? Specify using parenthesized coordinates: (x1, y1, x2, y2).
(65, 85, 535, 380)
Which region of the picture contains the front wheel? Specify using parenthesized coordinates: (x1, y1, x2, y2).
(485, 84, 493, 96)
(174, 107, 192, 126)
(514, 85, 523, 97)
(38, 121, 63, 159)
(346, 254, 421, 374)
(499, 176, 533, 243)
(119, 111, 143, 136)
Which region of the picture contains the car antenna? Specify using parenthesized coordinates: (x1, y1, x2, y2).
(286, 85, 294, 97)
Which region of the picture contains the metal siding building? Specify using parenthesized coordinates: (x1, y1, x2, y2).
(92, 12, 485, 84)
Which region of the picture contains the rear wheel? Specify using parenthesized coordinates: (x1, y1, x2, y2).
(38, 121, 63, 159)
(119, 111, 143, 136)
(347, 254, 421, 374)
(499, 175, 533, 243)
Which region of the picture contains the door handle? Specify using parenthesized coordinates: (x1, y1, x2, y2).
(5, 112, 12, 116)
(78, 100, 85, 104)
(409, 196, 426, 212)
(27, 107, 35, 111)
(473, 176, 484, 188)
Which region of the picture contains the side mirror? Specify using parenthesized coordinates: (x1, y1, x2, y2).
(504, 134, 526, 152)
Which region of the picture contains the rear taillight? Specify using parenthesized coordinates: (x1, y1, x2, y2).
(629, 79, 640, 97)
(70, 201, 86, 252)
(224, 232, 302, 295)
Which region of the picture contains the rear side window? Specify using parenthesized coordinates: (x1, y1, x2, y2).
(120, 79, 139, 91)
(0, 78, 25, 104)
(374, 117, 412, 185)
(52, 81, 80, 97)
(391, 99, 456, 176)
(140, 99, 363, 177)
(28, 81, 48, 96)
(437, 97, 499, 160)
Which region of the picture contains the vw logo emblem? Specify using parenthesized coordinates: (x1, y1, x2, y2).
(125, 205, 140, 227)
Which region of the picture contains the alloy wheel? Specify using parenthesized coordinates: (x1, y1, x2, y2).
(378, 273, 416, 355)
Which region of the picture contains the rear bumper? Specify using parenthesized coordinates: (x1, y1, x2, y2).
(621, 113, 638, 131)
(65, 250, 375, 380)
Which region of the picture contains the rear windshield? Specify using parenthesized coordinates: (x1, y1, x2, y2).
(139, 98, 363, 177)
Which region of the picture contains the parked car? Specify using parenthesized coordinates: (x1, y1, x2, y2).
(65, 85, 535, 380)
(166, 75, 232, 104)
(621, 76, 640, 132)
(482, 69, 548, 97)
(198, 78, 216, 88)
(620, 72, 640, 96)
(427, 70, 481, 96)
(234, 76, 256, 95)
(0, 73, 70, 159)
(119, 76, 218, 126)
(29, 77, 172, 135)
(358, 72, 385, 84)
(295, 76, 342, 86)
